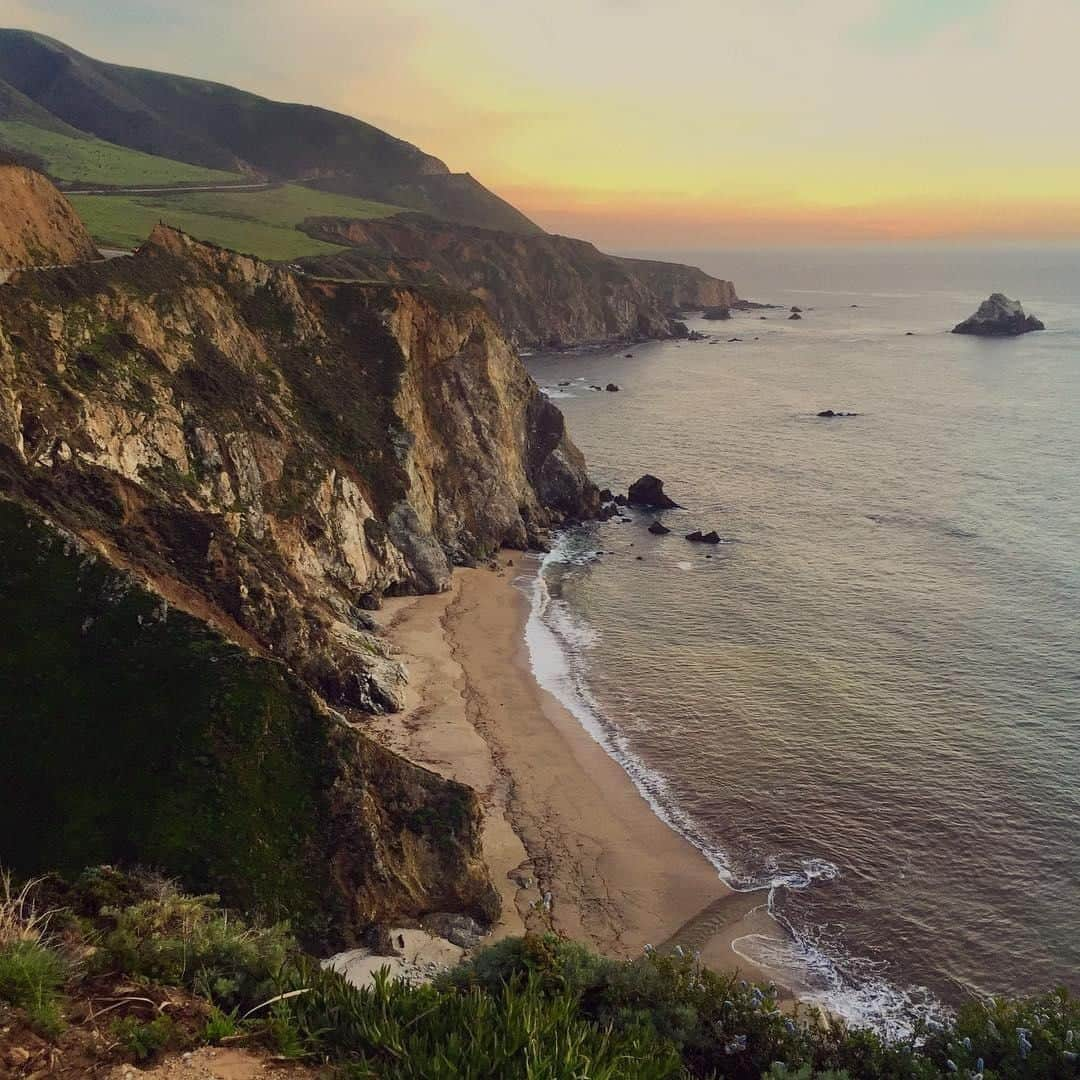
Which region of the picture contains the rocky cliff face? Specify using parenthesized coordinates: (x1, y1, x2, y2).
(0, 219, 598, 942)
(0, 163, 99, 269)
(0, 225, 596, 713)
(952, 293, 1045, 336)
(297, 214, 706, 349)
(616, 255, 738, 312)
(0, 498, 497, 950)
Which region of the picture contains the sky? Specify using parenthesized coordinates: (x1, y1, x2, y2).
(7, 0, 1080, 249)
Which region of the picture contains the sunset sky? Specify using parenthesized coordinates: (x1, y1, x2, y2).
(8, 0, 1080, 248)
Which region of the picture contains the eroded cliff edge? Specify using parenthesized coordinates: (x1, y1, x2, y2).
(296, 213, 738, 349)
(0, 162, 99, 269)
(0, 219, 597, 946)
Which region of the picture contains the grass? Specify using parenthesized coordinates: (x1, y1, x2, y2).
(0, 871, 65, 1034)
(0, 120, 241, 186)
(70, 183, 405, 260)
(2, 874, 1079, 1078)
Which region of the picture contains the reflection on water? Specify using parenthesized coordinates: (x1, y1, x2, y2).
(526, 251, 1080, 1032)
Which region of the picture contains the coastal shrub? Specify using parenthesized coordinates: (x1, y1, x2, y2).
(95, 887, 300, 1010)
(280, 962, 681, 1078)
(0, 871, 66, 1035)
(920, 988, 1080, 1079)
(111, 1014, 178, 1061)
(0, 939, 66, 1035)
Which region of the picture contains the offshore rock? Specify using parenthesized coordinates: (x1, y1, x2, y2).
(952, 293, 1045, 336)
(629, 474, 680, 509)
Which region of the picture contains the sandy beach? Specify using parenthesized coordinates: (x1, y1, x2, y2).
(369, 553, 786, 986)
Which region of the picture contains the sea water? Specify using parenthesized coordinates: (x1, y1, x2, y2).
(523, 248, 1080, 1036)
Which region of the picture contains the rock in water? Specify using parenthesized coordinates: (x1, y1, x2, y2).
(605, 383, 620, 392)
(629, 474, 680, 508)
(648, 520, 671, 535)
(952, 293, 1045, 336)
(788, 312, 802, 320)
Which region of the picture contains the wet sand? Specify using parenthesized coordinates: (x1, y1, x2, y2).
(369, 554, 786, 984)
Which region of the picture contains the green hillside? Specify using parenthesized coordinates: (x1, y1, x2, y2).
(0, 29, 541, 234)
(0, 120, 241, 186)
(71, 183, 405, 260)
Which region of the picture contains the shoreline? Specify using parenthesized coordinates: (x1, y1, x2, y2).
(371, 553, 790, 989)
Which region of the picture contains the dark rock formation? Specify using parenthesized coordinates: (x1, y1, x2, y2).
(701, 306, 732, 320)
(605, 383, 620, 392)
(788, 312, 802, 321)
(686, 530, 721, 544)
(952, 293, 1045, 336)
(791, 306, 803, 313)
(0, 500, 498, 951)
(616, 256, 738, 312)
(298, 216, 737, 351)
(0, 200, 601, 944)
(647, 520, 670, 535)
(628, 474, 680, 509)
(817, 410, 858, 418)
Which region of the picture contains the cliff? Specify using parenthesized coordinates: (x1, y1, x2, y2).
(616, 255, 738, 312)
(0, 499, 497, 950)
(0, 163, 98, 268)
(0, 217, 597, 943)
(296, 214, 693, 349)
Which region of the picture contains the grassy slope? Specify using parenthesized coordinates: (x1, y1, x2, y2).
(0, 120, 242, 185)
(70, 183, 405, 259)
(0, 498, 346, 940)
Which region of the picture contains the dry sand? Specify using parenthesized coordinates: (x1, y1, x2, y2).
(368, 554, 788, 987)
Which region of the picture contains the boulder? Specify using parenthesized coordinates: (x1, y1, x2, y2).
(952, 293, 1044, 336)
(700, 530, 721, 544)
(788, 312, 802, 321)
(791, 306, 803, 313)
(685, 530, 703, 542)
(613, 493, 628, 507)
(817, 409, 857, 418)
(648, 520, 671, 535)
(628, 474, 680, 509)
(605, 383, 620, 392)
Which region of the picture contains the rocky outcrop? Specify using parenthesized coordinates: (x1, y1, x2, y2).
(0, 164, 99, 268)
(296, 214, 733, 350)
(0, 218, 602, 941)
(0, 498, 497, 951)
(952, 293, 1045, 336)
(628, 474, 680, 509)
(616, 256, 738, 312)
(0, 225, 596, 716)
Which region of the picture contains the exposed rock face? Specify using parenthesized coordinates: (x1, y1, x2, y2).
(629, 474, 680, 509)
(0, 499, 497, 950)
(297, 214, 735, 350)
(952, 293, 1045, 336)
(0, 225, 596, 714)
(617, 256, 738, 312)
(0, 164, 99, 268)
(0, 218, 599, 942)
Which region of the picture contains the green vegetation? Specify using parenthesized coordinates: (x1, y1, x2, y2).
(1, 874, 1078, 1076)
(0, 499, 346, 943)
(70, 183, 404, 259)
(0, 940, 66, 1036)
(0, 120, 241, 186)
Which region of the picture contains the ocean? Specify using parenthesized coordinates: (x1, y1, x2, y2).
(523, 248, 1080, 1036)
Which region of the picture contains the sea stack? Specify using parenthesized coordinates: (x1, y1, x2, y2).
(952, 293, 1045, 336)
